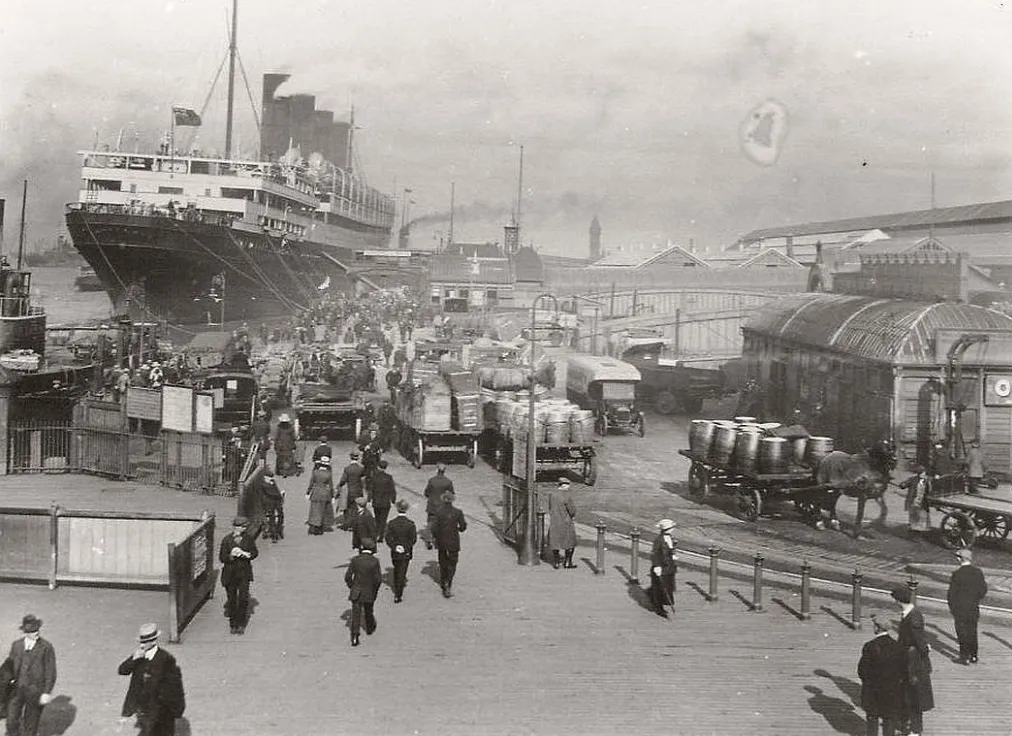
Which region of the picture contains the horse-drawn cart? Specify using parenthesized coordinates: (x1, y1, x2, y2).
(926, 490, 1012, 549)
(395, 424, 480, 469)
(679, 449, 836, 526)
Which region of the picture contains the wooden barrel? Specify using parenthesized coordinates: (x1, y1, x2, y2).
(689, 420, 716, 457)
(733, 429, 761, 472)
(759, 437, 789, 474)
(805, 436, 834, 467)
(791, 437, 808, 464)
(709, 425, 738, 466)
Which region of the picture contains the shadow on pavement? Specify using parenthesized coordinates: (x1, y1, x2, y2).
(579, 556, 600, 574)
(819, 605, 856, 630)
(728, 588, 756, 612)
(803, 684, 865, 735)
(38, 695, 76, 736)
(814, 668, 861, 707)
(613, 564, 639, 583)
(921, 626, 960, 661)
(772, 596, 806, 621)
(623, 579, 654, 616)
(983, 630, 1012, 651)
(421, 560, 441, 586)
(685, 580, 711, 602)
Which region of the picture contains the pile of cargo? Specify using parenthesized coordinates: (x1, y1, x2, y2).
(397, 359, 483, 433)
(688, 416, 834, 475)
(484, 394, 595, 445)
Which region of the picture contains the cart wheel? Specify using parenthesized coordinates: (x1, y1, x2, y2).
(737, 488, 762, 522)
(971, 511, 1009, 541)
(467, 440, 477, 469)
(688, 462, 710, 500)
(940, 511, 977, 549)
(654, 391, 677, 415)
(584, 456, 598, 486)
(413, 437, 424, 469)
(637, 415, 646, 438)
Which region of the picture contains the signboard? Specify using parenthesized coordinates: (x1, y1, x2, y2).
(191, 527, 208, 580)
(211, 388, 224, 409)
(126, 387, 162, 421)
(194, 392, 215, 434)
(161, 385, 194, 433)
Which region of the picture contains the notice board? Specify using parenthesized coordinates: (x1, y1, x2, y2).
(126, 387, 162, 421)
(194, 392, 214, 434)
(161, 386, 194, 433)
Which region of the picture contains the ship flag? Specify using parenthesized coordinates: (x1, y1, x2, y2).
(318, 276, 331, 291)
(172, 107, 202, 127)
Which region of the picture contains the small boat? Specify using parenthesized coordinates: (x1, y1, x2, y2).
(74, 266, 104, 292)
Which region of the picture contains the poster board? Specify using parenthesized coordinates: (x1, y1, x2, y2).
(161, 386, 194, 433)
(194, 392, 215, 434)
(126, 387, 162, 421)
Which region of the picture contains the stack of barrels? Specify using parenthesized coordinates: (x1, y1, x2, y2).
(489, 393, 595, 445)
(689, 416, 834, 475)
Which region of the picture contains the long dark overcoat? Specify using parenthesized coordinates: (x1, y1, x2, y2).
(897, 608, 935, 713)
(345, 551, 382, 603)
(858, 633, 906, 719)
(548, 490, 577, 551)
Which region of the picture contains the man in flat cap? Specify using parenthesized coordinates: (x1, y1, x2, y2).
(891, 585, 934, 736)
(649, 519, 678, 618)
(118, 623, 185, 736)
(219, 516, 259, 634)
(858, 615, 905, 736)
(947, 547, 987, 664)
(385, 500, 418, 603)
(345, 538, 382, 647)
(4, 614, 56, 736)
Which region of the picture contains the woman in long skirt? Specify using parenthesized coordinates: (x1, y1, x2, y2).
(901, 466, 932, 538)
(306, 457, 334, 535)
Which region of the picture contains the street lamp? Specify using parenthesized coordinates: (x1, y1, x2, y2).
(520, 292, 558, 566)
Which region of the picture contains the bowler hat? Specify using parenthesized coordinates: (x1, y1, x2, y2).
(360, 537, 377, 552)
(396, 499, 410, 513)
(318, 435, 328, 443)
(232, 515, 249, 528)
(379, 459, 388, 469)
(890, 585, 912, 604)
(18, 614, 42, 633)
(137, 622, 160, 643)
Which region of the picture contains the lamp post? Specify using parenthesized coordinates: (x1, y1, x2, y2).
(520, 292, 558, 566)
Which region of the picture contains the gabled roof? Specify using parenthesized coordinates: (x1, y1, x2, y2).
(588, 243, 707, 269)
(443, 242, 505, 259)
(513, 246, 544, 282)
(737, 248, 805, 269)
(428, 255, 513, 285)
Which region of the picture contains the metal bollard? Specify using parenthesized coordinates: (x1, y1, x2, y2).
(708, 546, 720, 602)
(752, 553, 765, 612)
(629, 527, 641, 584)
(851, 568, 863, 629)
(536, 509, 546, 560)
(907, 577, 919, 607)
(595, 520, 606, 575)
(800, 559, 812, 620)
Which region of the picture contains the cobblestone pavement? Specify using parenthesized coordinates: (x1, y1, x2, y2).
(1, 458, 1011, 735)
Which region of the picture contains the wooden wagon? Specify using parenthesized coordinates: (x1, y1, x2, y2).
(926, 490, 1012, 549)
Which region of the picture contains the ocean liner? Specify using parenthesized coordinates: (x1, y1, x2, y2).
(65, 6, 410, 324)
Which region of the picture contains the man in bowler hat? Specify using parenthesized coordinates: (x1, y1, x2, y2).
(219, 516, 259, 634)
(370, 459, 397, 543)
(858, 614, 906, 736)
(4, 614, 56, 736)
(947, 547, 988, 664)
(345, 538, 382, 646)
(431, 491, 467, 598)
(891, 584, 934, 736)
(118, 623, 185, 736)
(385, 500, 417, 602)
(423, 463, 454, 549)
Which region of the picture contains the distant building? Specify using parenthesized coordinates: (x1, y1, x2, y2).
(587, 242, 709, 270)
(589, 216, 602, 261)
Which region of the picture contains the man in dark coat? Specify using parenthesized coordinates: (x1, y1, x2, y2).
(385, 366, 402, 401)
(423, 463, 455, 550)
(858, 615, 906, 736)
(649, 519, 678, 618)
(345, 538, 382, 647)
(259, 467, 285, 542)
(312, 435, 333, 464)
(892, 585, 934, 736)
(4, 614, 56, 736)
(219, 516, 259, 634)
(337, 452, 366, 529)
(385, 500, 417, 603)
(947, 547, 988, 664)
(350, 497, 377, 551)
(431, 491, 467, 598)
(548, 477, 578, 569)
(117, 623, 185, 736)
(370, 459, 397, 543)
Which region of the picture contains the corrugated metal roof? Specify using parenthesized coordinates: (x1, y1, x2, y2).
(740, 199, 1012, 244)
(428, 255, 513, 285)
(744, 293, 1012, 364)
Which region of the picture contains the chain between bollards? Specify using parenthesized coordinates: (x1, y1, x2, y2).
(707, 546, 720, 602)
(800, 559, 812, 620)
(851, 568, 863, 630)
(595, 520, 606, 575)
(629, 527, 640, 584)
(751, 553, 764, 612)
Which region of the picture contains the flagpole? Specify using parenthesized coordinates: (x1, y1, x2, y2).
(170, 109, 175, 179)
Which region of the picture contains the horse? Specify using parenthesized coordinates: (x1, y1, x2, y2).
(815, 447, 894, 538)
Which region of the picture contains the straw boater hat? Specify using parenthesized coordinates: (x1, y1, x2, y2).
(19, 614, 42, 633)
(279, 413, 291, 423)
(558, 477, 571, 487)
(318, 456, 331, 466)
(350, 451, 360, 460)
(137, 623, 160, 644)
(956, 548, 973, 562)
(656, 519, 676, 533)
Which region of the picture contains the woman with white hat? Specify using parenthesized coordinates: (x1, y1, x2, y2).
(274, 413, 299, 477)
(306, 456, 334, 536)
(649, 519, 678, 618)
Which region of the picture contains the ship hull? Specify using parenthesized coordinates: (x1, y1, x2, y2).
(65, 210, 422, 324)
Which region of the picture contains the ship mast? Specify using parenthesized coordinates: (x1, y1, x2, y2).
(224, 0, 238, 159)
(345, 105, 355, 174)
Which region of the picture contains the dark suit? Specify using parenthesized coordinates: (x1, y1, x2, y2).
(118, 647, 183, 736)
(5, 637, 56, 736)
(350, 508, 377, 551)
(649, 534, 677, 615)
(345, 551, 382, 638)
(897, 607, 934, 734)
(947, 562, 987, 662)
(338, 462, 366, 526)
(312, 443, 333, 463)
(219, 531, 259, 631)
(370, 470, 397, 542)
(858, 632, 906, 736)
(431, 502, 467, 592)
(385, 514, 418, 600)
(423, 473, 454, 546)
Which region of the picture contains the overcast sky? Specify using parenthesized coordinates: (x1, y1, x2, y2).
(2, 0, 1011, 257)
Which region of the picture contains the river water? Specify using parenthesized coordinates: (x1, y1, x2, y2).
(31, 266, 114, 325)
